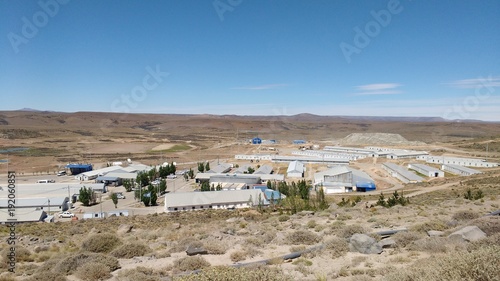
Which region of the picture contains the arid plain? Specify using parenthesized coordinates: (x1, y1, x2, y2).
(1, 111, 499, 281)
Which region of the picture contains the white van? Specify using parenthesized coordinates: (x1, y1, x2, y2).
(37, 179, 55, 183)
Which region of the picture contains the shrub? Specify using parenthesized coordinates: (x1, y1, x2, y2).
(324, 237, 349, 259)
(81, 233, 121, 253)
(25, 271, 67, 281)
(410, 220, 449, 233)
(337, 224, 367, 239)
(452, 210, 480, 222)
(230, 250, 247, 262)
(111, 242, 151, 258)
(173, 256, 210, 272)
(53, 252, 120, 275)
(306, 220, 317, 229)
(385, 245, 500, 281)
(173, 266, 288, 281)
(278, 215, 290, 222)
(392, 231, 424, 248)
(468, 216, 500, 235)
(117, 267, 162, 281)
(203, 240, 228, 255)
(408, 237, 449, 253)
(286, 230, 320, 245)
(75, 262, 112, 281)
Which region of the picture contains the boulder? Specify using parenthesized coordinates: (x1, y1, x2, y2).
(349, 234, 383, 254)
(117, 224, 133, 235)
(379, 238, 396, 248)
(427, 230, 445, 237)
(186, 245, 208, 256)
(448, 226, 486, 242)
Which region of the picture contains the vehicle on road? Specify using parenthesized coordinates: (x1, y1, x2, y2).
(57, 171, 66, 176)
(59, 211, 75, 218)
(37, 179, 55, 183)
(116, 193, 126, 199)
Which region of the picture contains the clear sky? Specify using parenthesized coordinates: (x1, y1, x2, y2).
(1, 0, 499, 121)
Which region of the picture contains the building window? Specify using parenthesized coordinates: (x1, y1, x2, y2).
(200, 206, 203, 209)
(192, 206, 195, 209)
(174, 208, 178, 211)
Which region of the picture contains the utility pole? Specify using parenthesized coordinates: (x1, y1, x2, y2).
(100, 193, 102, 218)
(48, 199, 50, 216)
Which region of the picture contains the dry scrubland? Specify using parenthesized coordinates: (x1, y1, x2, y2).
(0, 176, 499, 281)
(1, 111, 500, 280)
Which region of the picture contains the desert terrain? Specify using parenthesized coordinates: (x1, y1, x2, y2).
(0, 111, 499, 281)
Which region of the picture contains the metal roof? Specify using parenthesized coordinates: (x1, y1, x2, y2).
(383, 163, 424, 182)
(287, 161, 304, 173)
(207, 163, 232, 174)
(0, 197, 68, 208)
(0, 209, 46, 223)
(164, 189, 264, 209)
(254, 165, 273, 174)
(443, 164, 482, 174)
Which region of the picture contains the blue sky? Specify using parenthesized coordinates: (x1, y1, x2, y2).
(1, 0, 499, 120)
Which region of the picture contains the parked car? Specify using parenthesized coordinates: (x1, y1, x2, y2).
(37, 179, 55, 183)
(57, 171, 66, 176)
(116, 193, 126, 199)
(59, 211, 75, 218)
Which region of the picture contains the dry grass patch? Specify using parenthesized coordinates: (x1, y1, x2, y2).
(285, 230, 320, 245)
(52, 252, 120, 275)
(391, 231, 425, 248)
(116, 266, 163, 281)
(451, 210, 481, 222)
(172, 256, 210, 272)
(111, 242, 151, 258)
(173, 266, 289, 281)
(324, 237, 349, 259)
(385, 245, 500, 281)
(81, 233, 121, 253)
(75, 262, 112, 281)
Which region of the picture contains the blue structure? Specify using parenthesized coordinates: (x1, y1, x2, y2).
(293, 140, 306, 144)
(66, 164, 93, 175)
(356, 182, 376, 192)
(252, 137, 262, 144)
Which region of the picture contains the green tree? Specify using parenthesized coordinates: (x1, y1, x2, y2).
(111, 193, 118, 208)
(201, 181, 210, 192)
(267, 181, 272, 189)
(150, 190, 158, 206)
(123, 179, 133, 192)
(247, 167, 255, 174)
(136, 172, 150, 187)
(316, 186, 328, 210)
(188, 168, 195, 179)
(205, 162, 210, 172)
(141, 192, 150, 206)
(159, 179, 167, 194)
(78, 186, 95, 207)
(198, 162, 205, 173)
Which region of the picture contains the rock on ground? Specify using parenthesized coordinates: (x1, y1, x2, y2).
(448, 226, 486, 242)
(349, 233, 383, 254)
(117, 224, 133, 235)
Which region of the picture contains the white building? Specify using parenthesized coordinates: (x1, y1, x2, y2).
(314, 166, 376, 194)
(235, 154, 272, 161)
(418, 156, 498, 168)
(383, 163, 423, 183)
(75, 165, 124, 181)
(408, 164, 444, 177)
(442, 164, 482, 176)
(287, 161, 304, 178)
(207, 163, 232, 174)
(164, 189, 265, 212)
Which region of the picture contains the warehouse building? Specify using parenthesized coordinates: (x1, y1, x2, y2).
(207, 163, 232, 174)
(0, 197, 70, 212)
(383, 163, 423, 183)
(235, 154, 273, 161)
(164, 189, 265, 212)
(66, 163, 93, 175)
(408, 164, 444, 177)
(254, 165, 273, 174)
(442, 164, 482, 176)
(292, 150, 364, 161)
(0, 209, 47, 223)
(417, 156, 498, 168)
(287, 161, 304, 178)
(272, 155, 350, 165)
(314, 166, 376, 193)
(75, 165, 124, 181)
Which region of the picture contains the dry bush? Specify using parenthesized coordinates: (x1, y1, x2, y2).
(324, 237, 349, 259)
(467, 216, 500, 235)
(53, 252, 120, 275)
(81, 233, 121, 253)
(116, 266, 162, 281)
(1, 246, 33, 262)
(245, 237, 264, 247)
(391, 231, 424, 248)
(230, 250, 247, 262)
(0, 274, 16, 281)
(285, 230, 320, 245)
(75, 262, 112, 281)
(173, 256, 210, 272)
(25, 271, 68, 281)
(203, 239, 228, 255)
(306, 220, 317, 228)
(410, 219, 449, 233)
(336, 224, 367, 239)
(33, 245, 50, 253)
(111, 242, 151, 258)
(385, 245, 500, 281)
(407, 237, 449, 253)
(168, 237, 202, 253)
(467, 232, 500, 251)
(278, 215, 290, 222)
(452, 210, 480, 222)
(173, 265, 288, 281)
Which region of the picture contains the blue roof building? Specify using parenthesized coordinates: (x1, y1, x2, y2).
(66, 164, 93, 175)
(252, 137, 262, 144)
